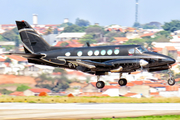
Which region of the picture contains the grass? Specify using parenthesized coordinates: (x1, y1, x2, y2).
(1, 96, 180, 103)
(90, 115, 180, 120)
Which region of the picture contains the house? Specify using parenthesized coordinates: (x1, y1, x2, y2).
(10, 92, 24, 96)
(69, 82, 87, 89)
(54, 39, 83, 47)
(102, 88, 120, 96)
(24, 88, 51, 96)
(56, 32, 86, 41)
(159, 86, 180, 97)
(163, 46, 178, 59)
(22, 64, 54, 77)
(81, 82, 99, 93)
(129, 85, 150, 97)
(113, 37, 129, 44)
(150, 92, 160, 97)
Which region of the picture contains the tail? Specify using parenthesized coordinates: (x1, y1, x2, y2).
(16, 20, 51, 53)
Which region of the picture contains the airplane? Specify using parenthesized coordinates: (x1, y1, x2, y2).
(9, 20, 176, 89)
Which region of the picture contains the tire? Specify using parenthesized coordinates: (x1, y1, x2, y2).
(118, 78, 127, 86)
(168, 78, 175, 86)
(96, 81, 105, 89)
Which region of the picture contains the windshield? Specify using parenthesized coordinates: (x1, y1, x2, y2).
(137, 46, 148, 53)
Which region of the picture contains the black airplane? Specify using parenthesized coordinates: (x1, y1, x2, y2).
(9, 20, 176, 88)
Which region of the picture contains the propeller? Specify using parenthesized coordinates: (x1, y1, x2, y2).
(139, 59, 148, 73)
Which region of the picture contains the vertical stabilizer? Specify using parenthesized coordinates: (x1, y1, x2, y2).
(16, 20, 50, 53)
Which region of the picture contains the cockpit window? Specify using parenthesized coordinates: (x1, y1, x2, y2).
(137, 46, 148, 53)
(128, 48, 134, 54)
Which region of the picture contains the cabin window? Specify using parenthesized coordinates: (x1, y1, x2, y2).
(114, 49, 120, 55)
(77, 51, 83, 56)
(88, 50, 93, 56)
(128, 48, 134, 55)
(137, 46, 148, 53)
(65, 52, 71, 56)
(101, 50, 106, 55)
(94, 50, 99, 56)
(107, 49, 113, 55)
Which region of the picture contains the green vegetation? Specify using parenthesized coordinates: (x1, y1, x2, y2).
(79, 34, 97, 44)
(0, 89, 13, 95)
(1, 96, 180, 103)
(75, 18, 90, 27)
(63, 24, 86, 32)
(35, 69, 71, 92)
(163, 20, 180, 32)
(90, 115, 180, 120)
(16, 85, 31, 91)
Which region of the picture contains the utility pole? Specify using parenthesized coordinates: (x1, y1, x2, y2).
(135, 0, 139, 23)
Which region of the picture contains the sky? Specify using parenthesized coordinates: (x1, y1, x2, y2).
(1, 0, 180, 27)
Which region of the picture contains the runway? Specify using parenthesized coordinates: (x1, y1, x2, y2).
(1, 103, 180, 119)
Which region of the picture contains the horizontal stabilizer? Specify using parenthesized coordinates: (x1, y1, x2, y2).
(7, 53, 45, 58)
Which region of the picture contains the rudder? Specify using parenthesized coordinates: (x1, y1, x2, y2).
(16, 20, 51, 53)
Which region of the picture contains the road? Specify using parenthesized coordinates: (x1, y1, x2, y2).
(1, 103, 180, 119)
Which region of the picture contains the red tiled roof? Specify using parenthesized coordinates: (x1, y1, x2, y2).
(91, 82, 97, 87)
(78, 92, 109, 97)
(145, 84, 166, 87)
(153, 47, 163, 52)
(143, 81, 153, 84)
(10, 92, 24, 96)
(52, 72, 62, 75)
(29, 88, 51, 93)
(126, 82, 134, 87)
(123, 93, 138, 97)
(141, 33, 154, 37)
(150, 92, 159, 96)
(0, 58, 5, 62)
(7, 55, 27, 61)
(114, 37, 128, 42)
(131, 71, 141, 75)
(55, 40, 83, 47)
(67, 71, 85, 76)
(166, 86, 179, 91)
(0, 93, 2, 96)
(109, 82, 118, 84)
(165, 46, 177, 51)
(131, 81, 143, 85)
(102, 85, 120, 90)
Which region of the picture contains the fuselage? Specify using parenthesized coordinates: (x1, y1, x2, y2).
(35, 45, 175, 75)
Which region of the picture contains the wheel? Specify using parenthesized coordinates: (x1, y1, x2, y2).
(118, 78, 127, 86)
(168, 78, 175, 86)
(96, 81, 105, 89)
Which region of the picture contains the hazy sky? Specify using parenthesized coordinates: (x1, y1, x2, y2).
(1, 0, 180, 26)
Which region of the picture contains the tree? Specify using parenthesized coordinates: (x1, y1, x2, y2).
(162, 20, 180, 32)
(63, 25, 86, 32)
(75, 18, 90, 27)
(123, 38, 145, 46)
(53, 28, 58, 34)
(133, 22, 141, 28)
(2, 28, 20, 41)
(44, 27, 53, 35)
(0, 89, 13, 95)
(16, 85, 30, 91)
(142, 24, 158, 29)
(35, 72, 71, 92)
(105, 31, 126, 42)
(79, 34, 97, 44)
(58, 22, 73, 28)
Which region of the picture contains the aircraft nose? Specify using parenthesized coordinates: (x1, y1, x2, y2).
(167, 57, 176, 64)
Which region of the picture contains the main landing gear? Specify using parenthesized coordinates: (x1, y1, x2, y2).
(96, 76, 105, 89)
(118, 73, 127, 86)
(167, 67, 175, 86)
(95, 73, 128, 89)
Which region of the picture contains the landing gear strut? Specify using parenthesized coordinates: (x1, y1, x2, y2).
(167, 67, 175, 86)
(118, 73, 127, 86)
(96, 76, 105, 89)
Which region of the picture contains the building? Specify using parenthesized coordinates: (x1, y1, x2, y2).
(24, 88, 51, 96)
(56, 32, 86, 41)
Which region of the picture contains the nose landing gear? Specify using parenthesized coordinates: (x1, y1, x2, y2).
(167, 66, 175, 86)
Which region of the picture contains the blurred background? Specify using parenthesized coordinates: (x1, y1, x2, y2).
(0, 0, 180, 98)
